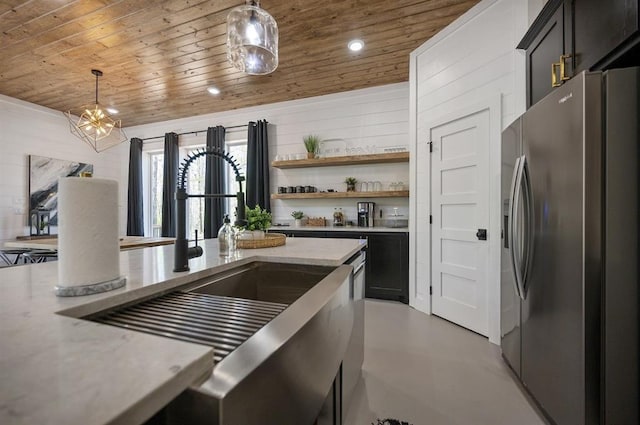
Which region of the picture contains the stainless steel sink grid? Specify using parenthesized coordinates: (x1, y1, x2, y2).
(95, 291, 288, 363)
(92, 262, 333, 364)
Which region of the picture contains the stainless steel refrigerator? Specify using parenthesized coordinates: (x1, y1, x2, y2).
(501, 67, 639, 425)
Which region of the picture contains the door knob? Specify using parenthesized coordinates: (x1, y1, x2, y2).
(476, 229, 487, 240)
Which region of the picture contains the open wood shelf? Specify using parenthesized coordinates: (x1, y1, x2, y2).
(271, 151, 409, 169)
(271, 190, 409, 200)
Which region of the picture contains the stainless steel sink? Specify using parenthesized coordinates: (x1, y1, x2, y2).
(187, 261, 334, 305)
(91, 262, 357, 425)
(94, 262, 334, 363)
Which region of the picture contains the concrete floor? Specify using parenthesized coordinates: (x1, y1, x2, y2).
(344, 300, 546, 425)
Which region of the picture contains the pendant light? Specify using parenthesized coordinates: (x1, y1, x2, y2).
(66, 69, 127, 152)
(227, 0, 279, 75)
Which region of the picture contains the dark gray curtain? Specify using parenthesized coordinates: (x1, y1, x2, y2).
(161, 132, 179, 237)
(204, 126, 226, 238)
(246, 120, 270, 211)
(126, 138, 144, 236)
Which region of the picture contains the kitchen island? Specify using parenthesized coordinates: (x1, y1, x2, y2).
(0, 237, 364, 425)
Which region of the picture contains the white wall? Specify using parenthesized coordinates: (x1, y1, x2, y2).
(0, 95, 128, 242)
(0, 83, 411, 244)
(408, 0, 538, 344)
(125, 83, 411, 227)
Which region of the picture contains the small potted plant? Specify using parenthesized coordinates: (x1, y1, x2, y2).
(345, 176, 357, 192)
(291, 210, 304, 227)
(303, 135, 321, 159)
(237, 205, 272, 239)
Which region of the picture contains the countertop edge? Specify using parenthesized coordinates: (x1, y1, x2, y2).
(108, 349, 214, 425)
(269, 226, 408, 233)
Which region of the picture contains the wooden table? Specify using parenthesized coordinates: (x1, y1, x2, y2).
(5, 236, 175, 251)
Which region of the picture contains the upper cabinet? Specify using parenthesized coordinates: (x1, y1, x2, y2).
(573, 0, 639, 71)
(519, 0, 640, 108)
(518, 0, 574, 108)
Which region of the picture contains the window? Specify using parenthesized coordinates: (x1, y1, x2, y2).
(146, 140, 247, 238)
(185, 148, 205, 240)
(225, 141, 248, 220)
(149, 152, 164, 237)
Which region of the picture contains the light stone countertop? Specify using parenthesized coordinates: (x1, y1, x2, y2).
(0, 237, 364, 425)
(270, 225, 409, 233)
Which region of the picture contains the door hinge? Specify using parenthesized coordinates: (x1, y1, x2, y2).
(429, 141, 433, 153)
(429, 286, 433, 295)
(429, 215, 432, 224)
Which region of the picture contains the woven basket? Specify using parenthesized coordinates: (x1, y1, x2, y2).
(307, 217, 326, 227)
(236, 232, 286, 249)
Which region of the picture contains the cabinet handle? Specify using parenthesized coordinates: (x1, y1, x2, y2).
(552, 55, 572, 88)
(551, 61, 562, 87)
(559, 54, 572, 82)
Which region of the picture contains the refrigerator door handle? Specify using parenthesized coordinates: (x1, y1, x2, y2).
(520, 157, 535, 297)
(508, 156, 525, 299)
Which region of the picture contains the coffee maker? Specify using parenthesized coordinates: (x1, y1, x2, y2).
(357, 202, 375, 227)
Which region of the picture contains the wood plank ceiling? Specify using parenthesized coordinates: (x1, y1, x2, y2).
(0, 0, 480, 127)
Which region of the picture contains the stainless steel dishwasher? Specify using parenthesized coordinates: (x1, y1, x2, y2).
(349, 250, 365, 302)
(342, 250, 365, 420)
(317, 249, 365, 425)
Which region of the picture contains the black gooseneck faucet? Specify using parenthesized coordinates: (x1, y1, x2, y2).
(173, 148, 246, 272)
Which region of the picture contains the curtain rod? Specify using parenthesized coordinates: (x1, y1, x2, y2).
(138, 123, 250, 142)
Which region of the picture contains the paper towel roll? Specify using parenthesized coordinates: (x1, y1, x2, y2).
(56, 177, 124, 295)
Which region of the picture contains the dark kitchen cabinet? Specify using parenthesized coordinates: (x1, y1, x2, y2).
(284, 229, 409, 304)
(322, 231, 368, 239)
(281, 230, 324, 238)
(363, 233, 408, 304)
(520, 0, 640, 109)
(573, 0, 639, 71)
(519, 0, 573, 108)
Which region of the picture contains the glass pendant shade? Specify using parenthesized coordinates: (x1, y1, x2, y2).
(227, 1, 278, 75)
(65, 69, 127, 153)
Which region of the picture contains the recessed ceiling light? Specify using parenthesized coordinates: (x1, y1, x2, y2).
(348, 39, 364, 52)
(106, 107, 119, 114)
(207, 86, 221, 95)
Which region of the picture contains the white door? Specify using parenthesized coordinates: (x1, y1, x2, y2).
(430, 109, 490, 336)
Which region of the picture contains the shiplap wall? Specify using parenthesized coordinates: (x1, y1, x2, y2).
(0, 95, 128, 242)
(0, 84, 410, 243)
(126, 83, 411, 228)
(408, 0, 539, 343)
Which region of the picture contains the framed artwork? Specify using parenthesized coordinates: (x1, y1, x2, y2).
(29, 155, 94, 226)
